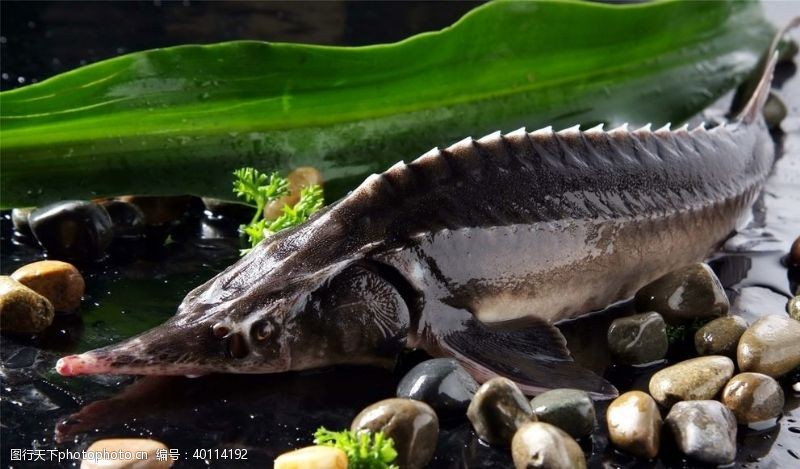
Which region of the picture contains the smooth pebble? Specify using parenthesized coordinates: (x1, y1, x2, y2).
(665, 400, 737, 465)
(467, 377, 535, 446)
(738, 315, 800, 377)
(721, 372, 784, 423)
(0, 276, 55, 333)
(648, 355, 734, 407)
(351, 398, 438, 469)
(634, 263, 728, 324)
(606, 391, 661, 459)
(11, 260, 84, 312)
(529, 388, 596, 438)
(511, 421, 586, 469)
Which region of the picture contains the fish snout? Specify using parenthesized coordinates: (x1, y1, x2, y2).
(56, 351, 114, 376)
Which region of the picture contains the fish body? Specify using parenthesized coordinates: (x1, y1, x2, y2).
(56, 46, 781, 399)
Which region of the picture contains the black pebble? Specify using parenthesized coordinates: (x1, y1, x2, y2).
(29, 200, 113, 262)
(397, 358, 478, 417)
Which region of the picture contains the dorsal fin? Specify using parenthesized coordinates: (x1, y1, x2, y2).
(737, 17, 800, 124)
(737, 52, 778, 124)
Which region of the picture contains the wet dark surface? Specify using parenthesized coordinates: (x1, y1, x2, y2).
(1, 1, 799, 468)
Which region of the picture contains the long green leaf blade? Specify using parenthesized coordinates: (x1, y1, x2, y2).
(0, 0, 773, 208)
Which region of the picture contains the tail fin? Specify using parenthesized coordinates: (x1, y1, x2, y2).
(737, 17, 800, 123)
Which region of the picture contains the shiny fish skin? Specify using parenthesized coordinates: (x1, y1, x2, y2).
(55, 43, 784, 400)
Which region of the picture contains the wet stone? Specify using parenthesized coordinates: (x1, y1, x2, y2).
(351, 398, 438, 469)
(607, 312, 668, 365)
(788, 296, 800, 321)
(634, 263, 729, 324)
(763, 92, 787, 129)
(529, 389, 596, 439)
(789, 236, 800, 266)
(467, 377, 535, 446)
(0, 276, 55, 334)
(202, 197, 256, 223)
(11, 207, 34, 238)
(264, 166, 324, 220)
(738, 315, 800, 377)
(693, 315, 748, 358)
(396, 358, 478, 417)
(116, 195, 200, 227)
(81, 438, 172, 468)
(648, 355, 734, 408)
(721, 372, 784, 424)
(29, 200, 113, 262)
(99, 199, 146, 239)
(11, 260, 84, 313)
(665, 400, 737, 465)
(511, 421, 586, 469)
(273, 446, 347, 469)
(606, 391, 662, 459)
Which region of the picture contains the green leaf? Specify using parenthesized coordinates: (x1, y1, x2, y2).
(0, 0, 774, 208)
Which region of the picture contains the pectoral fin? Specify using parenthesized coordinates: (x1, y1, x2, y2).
(436, 316, 618, 400)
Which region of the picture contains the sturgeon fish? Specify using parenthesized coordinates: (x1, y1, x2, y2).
(56, 39, 786, 399)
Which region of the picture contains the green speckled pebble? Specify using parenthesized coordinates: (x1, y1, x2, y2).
(607, 312, 668, 365)
(529, 389, 596, 438)
(694, 315, 748, 357)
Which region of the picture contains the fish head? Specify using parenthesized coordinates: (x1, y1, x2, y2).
(56, 241, 411, 377)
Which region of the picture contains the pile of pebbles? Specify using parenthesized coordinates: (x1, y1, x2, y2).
(272, 252, 799, 468)
(11, 195, 220, 263)
(8, 168, 324, 264)
(1, 260, 84, 334)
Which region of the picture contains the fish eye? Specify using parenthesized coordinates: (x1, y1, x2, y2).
(251, 319, 276, 341)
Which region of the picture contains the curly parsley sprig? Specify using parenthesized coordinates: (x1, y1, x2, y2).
(232, 167, 324, 254)
(313, 427, 399, 469)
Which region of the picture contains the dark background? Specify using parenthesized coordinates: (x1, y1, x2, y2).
(0, 1, 480, 92)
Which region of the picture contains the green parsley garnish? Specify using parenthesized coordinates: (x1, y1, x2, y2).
(313, 427, 399, 469)
(233, 167, 324, 254)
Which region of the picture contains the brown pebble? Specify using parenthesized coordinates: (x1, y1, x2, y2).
(648, 356, 734, 408)
(0, 276, 55, 333)
(264, 167, 323, 220)
(511, 421, 586, 469)
(11, 260, 84, 312)
(351, 398, 438, 469)
(738, 315, 800, 377)
(467, 377, 535, 445)
(721, 372, 784, 423)
(693, 315, 747, 358)
(274, 446, 347, 469)
(606, 391, 662, 459)
(81, 438, 172, 468)
(789, 236, 800, 266)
